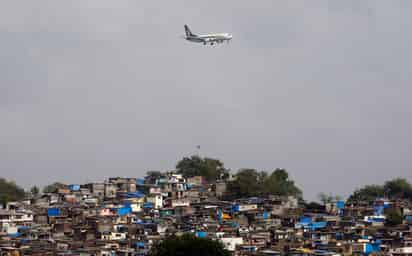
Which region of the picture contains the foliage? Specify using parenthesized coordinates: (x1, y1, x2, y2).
(386, 208, 403, 226)
(227, 169, 262, 198)
(347, 185, 385, 203)
(318, 192, 342, 205)
(30, 186, 40, 197)
(148, 234, 230, 256)
(227, 168, 302, 199)
(146, 171, 163, 179)
(176, 155, 229, 182)
(384, 178, 412, 200)
(348, 178, 412, 203)
(43, 184, 58, 194)
(42, 182, 66, 194)
(145, 171, 163, 184)
(305, 201, 325, 212)
(0, 178, 26, 206)
(263, 169, 302, 197)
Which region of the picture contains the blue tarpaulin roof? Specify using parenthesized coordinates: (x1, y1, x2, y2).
(367, 217, 385, 223)
(374, 205, 384, 216)
(309, 221, 327, 230)
(217, 209, 223, 223)
(143, 202, 153, 209)
(299, 216, 312, 224)
(136, 242, 145, 248)
(232, 204, 240, 212)
(47, 208, 61, 217)
(8, 232, 21, 238)
(337, 201, 345, 209)
(134, 219, 144, 224)
(365, 242, 381, 254)
(68, 184, 80, 191)
(118, 206, 132, 216)
(195, 231, 207, 238)
(122, 191, 145, 198)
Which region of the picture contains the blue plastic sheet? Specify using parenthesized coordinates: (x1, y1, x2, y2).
(232, 204, 240, 212)
(143, 202, 153, 209)
(136, 242, 145, 248)
(299, 216, 312, 224)
(195, 231, 207, 238)
(47, 208, 61, 216)
(309, 221, 327, 230)
(68, 184, 80, 191)
(365, 242, 380, 255)
(122, 191, 145, 198)
(217, 209, 223, 223)
(118, 206, 132, 216)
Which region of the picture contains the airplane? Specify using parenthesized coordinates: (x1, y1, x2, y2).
(183, 24, 232, 45)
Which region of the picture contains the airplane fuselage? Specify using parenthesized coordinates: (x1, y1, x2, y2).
(184, 25, 232, 45)
(186, 33, 232, 44)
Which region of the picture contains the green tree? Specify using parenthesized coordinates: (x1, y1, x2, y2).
(318, 192, 334, 205)
(149, 234, 230, 256)
(0, 178, 26, 206)
(227, 169, 262, 198)
(263, 168, 302, 197)
(318, 193, 342, 205)
(176, 155, 229, 182)
(347, 185, 385, 203)
(348, 178, 412, 203)
(384, 178, 412, 200)
(146, 171, 163, 178)
(145, 171, 163, 184)
(43, 184, 57, 194)
(30, 186, 40, 197)
(386, 208, 403, 226)
(305, 201, 325, 212)
(42, 182, 66, 194)
(227, 168, 302, 199)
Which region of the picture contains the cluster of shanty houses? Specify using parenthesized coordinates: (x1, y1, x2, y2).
(1, 173, 412, 255)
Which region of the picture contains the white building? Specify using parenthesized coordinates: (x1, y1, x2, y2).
(146, 194, 163, 209)
(219, 237, 244, 251)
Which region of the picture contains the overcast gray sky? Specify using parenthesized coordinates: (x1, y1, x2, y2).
(1, 1, 412, 200)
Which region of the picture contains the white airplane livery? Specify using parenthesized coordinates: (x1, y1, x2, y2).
(184, 25, 232, 45)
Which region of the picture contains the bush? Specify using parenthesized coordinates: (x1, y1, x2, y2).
(386, 208, 403, 226)
(149, 234, 230, 256)
(0, 178, 26, 206)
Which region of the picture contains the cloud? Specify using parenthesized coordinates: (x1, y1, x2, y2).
(1, 0, 412, 200)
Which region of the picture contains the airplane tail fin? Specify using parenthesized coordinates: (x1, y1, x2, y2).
(184, 24, 195, 37)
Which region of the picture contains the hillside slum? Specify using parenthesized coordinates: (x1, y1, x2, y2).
(1, 173, 412, 256)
